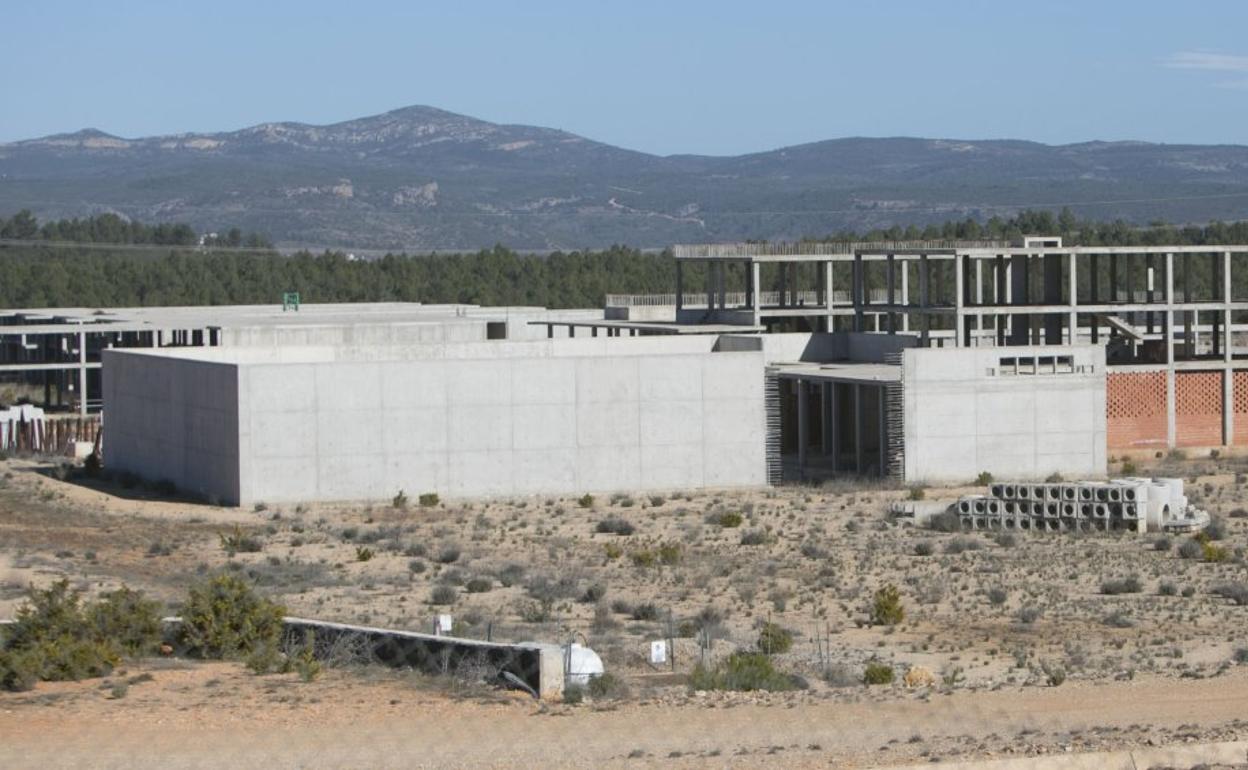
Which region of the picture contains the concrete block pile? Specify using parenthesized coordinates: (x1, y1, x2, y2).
(954, 477, 1208, 534)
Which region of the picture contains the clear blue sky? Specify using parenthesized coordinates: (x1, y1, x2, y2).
(5, 0, 1248, 155)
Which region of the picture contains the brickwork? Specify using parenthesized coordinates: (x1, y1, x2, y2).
(1106, 372, 1167, 449)
(1234, 372, 1248, 446)
(1175, 371, 1224, 447)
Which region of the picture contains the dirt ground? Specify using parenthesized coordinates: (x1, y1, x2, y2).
(3, 452, 1248, 767)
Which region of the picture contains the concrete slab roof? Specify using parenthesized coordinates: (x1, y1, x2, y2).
(771, 360, 901, 384)
(0, 303, 602, 336)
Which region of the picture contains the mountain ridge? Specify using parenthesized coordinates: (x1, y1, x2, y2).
(3, 105, 1248, 250)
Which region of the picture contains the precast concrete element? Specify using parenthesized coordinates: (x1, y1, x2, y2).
(104, 337, 766, 505)
(951, 475, 1204, 535)
(902, 345, 1106, 483)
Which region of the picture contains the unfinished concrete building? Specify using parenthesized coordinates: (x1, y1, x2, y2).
(21, 235, 1242, 506)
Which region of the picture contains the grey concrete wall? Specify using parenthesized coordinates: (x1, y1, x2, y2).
(103, 350, 242, 503)
(235, 348, 765, 504)
(902, 345, 1107, 483)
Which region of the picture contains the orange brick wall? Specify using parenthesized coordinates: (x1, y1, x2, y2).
(1234, 372, 1248, 446)
(1175, 371, 1224, 447)
(1107, 372, 1167, 450)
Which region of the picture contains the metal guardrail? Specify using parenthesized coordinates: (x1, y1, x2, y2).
(672, 240, 1012, 259)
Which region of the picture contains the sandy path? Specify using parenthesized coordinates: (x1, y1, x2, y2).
(3, 665, 1247, 769)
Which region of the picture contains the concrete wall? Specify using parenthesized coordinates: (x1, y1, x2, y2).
(236, 348, 765, 504)
(102, 350, 241, 503)
(902, 345, 1106, 483)
(103, 338, 765, 506)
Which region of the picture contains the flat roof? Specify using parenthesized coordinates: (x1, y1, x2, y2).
(0, 303, 602, 336)
(771, 360, 901, 384)
(528, 319, 764, 335)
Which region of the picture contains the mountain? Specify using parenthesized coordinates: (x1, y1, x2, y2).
(3, 105, 1248, 250)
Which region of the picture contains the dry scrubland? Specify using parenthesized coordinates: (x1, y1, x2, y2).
(3, 453, 1248, 767)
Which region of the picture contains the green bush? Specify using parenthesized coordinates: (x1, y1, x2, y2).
(418, 492, 440, 508)
(1100, 576, 1143, 595)
(713, 511, 743, 528)
(577, 494, 595, 509)
(690, 651, 798, 692)
(392, 490, 409, 509)
(756, 622, 793, 654)
(587, 671, 626, 699)
(739, 529, 771, 546)
(0, 580, 162, 691)
(975, 471, 994, 486)
(1203, 542, 1230, 563)
(928, 510, 962, 533)
(355, 546, 374, 562)
(863, 663, 894, 685)
(913, 541, 934, 557)
(1178, 538, 1204, 560)
(595, 517, 636, 536)
(179, 575, 285, 661)
(219, 525, 263, 555)
(658, 542, 683, 566)
(87, 586, 162, 657)
(430, 585, 458, 605)
(465, 578, 492, 594)
(907, 486, 926, 501)
(870, 584, 905, 626)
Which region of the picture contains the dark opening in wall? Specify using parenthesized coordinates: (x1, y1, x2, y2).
(486, 322, 507, 340)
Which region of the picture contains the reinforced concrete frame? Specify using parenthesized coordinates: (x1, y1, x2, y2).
(674, 241, 1248, 450)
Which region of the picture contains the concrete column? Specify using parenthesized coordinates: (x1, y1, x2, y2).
(919, 254, 930, 346)
(1166, 252, 1176, 448)
(900, 260, 909, 332)
(825, 260, 835, 332)
(1225, 250, 1234, 446)
(1067, 252, 1078, 345)
(830, 384, 840, 471)
(675, 261, 684, 313)
(77, 330, 87, 415)
(778, 262, 786, 309)
(1146, 253, 1156, 334)
(853, 255, 865, 333)
(820, 382, 831, 456)
(877, 385, 887, 476)
(796, 379, 808, 477)
(886, 254, 896, 334)
(750, 261, 761, 327)
(954, 254, 966, 347)
(853, 383, 864, 473)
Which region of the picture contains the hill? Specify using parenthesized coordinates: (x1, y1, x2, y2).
(4, 105, 1248, 250)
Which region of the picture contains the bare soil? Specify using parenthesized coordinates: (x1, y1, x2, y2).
(3, 452, 1248, 767)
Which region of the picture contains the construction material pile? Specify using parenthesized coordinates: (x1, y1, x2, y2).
(954, 478, 1209, 534)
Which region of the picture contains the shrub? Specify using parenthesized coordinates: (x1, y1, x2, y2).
(407, 559, 427, 574)
(496, 563, 525, 586)
(658, 542, 683, 566)
(631, 603, 659, 621)
(799, 541, 828, 559)
(907, 486, 926, 501)
(603, 543, 622, 560)
(430, 585, 458, 605)
(581, 582, 608, 603)
(987, 587, 1008, 606)
(577, 494, 595, 509)
(1159, 581, 1178, 597)
(1100, 576, 1143, 595)
(739, 529, 771, 546)
(870, 584, 905, 626)
(713, 511, 744, 528)
(418, 492, 440, 508)
(630, 549, 656, 567)
(435, 546, 461, 564)
(219, 525, 263, 555)
(562, 683, 585, 704)
(291, 632, 321, 683)
(1045, 472, 1064, 483)
(587, 671, 627, 699)
(863, 663, 894, 685)
(355, 546, 374, 562)
(1213, 582, 1248, 606)
(1103, 610, 1135, 628)
(1178, 538, 1204, 560)
(1203, 542, 1230, 563)
(595, 517, 636, 536)
(756, 622, 794, 654)
(179, 575, 285, 661)
(1041, 660, 1066, 686)
(944, 536, 982, 555)
(0, 580, 154, 691)
(913, 541, 934, 557)
(690, 651, 799, 692)
(648, 496, 666, 507)
(465, 578, 492, 594)
(86, 586, 162, 658)
(1205, 516, 1228, 541)
(1229, 507, 1248, 519)
(975, 471, 994, 486)
(1017, 605, 1042, 625)
(1153, 537, 1173, 552)
(392, 490, 409, 510)
(1234, 648, 1248, 665)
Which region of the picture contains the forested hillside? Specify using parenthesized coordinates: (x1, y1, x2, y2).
(3, 210, 1248, 309)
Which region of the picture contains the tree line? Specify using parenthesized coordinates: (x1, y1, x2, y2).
(2, 209, 1248, 309)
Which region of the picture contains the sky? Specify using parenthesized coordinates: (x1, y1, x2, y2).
(4, 0, 1248, 156)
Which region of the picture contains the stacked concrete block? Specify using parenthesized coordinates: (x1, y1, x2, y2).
(954, 477, 1199, 535)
